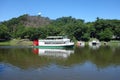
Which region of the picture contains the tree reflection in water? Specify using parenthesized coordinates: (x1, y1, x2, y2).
(0, 46, 120, 69)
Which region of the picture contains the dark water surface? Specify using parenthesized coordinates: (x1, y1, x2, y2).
(0, 46, 120, 80)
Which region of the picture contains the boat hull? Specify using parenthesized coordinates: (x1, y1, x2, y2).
(34, 44, 74, 49)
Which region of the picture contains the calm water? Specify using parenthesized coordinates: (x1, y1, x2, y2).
(0, 46, 120, 80)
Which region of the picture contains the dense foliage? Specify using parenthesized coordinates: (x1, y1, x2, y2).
(0, 14, 120, 41)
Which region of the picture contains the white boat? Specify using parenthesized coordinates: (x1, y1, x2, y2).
(33, 36, 74, 49)
(33, 48, 74, 58)
(89, 40, 101, 49)
(76, 41, 85, 47)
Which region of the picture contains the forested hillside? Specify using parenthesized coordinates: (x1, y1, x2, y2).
(0, 14, 120, 41)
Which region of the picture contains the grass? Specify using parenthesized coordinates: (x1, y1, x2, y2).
(0, 39, 33, 46)
(109, 40, 120, 46)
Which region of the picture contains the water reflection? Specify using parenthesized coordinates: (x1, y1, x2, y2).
(89, 44, 100, 49)
(0, 46, 120, 80)
(0, 46, 120, 69)
(33, 48, 74, 58)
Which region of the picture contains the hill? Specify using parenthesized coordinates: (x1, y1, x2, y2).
(1, 14, 51, 28)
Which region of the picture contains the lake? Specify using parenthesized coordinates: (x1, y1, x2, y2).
(0, 46, 120, 80)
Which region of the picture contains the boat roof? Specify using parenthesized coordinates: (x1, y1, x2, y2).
(46, 36, 64, 39)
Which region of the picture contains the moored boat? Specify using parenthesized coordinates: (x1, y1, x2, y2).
(89, 40, 101, 46)
(33, 36, 74, 49)
(76, 41, 85, 47)
(89, 40, 101, 49)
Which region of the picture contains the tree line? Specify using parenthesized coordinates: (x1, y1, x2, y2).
(0, 14, 120, 41)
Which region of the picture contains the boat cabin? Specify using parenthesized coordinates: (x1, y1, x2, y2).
(39, 36, 70, 44)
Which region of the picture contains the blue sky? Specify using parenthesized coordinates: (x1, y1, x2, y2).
(0, 0, 120, 22)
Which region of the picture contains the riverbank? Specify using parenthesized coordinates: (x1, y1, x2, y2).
(107, 40, 120, 46)
(0, 39, 120, 47)
(0, 39, 33, 46)
(76, 40, 120, 47)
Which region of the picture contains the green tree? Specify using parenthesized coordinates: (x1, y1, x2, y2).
(51, 16, 77, 27)
(45, 25, 61, 36)
(114, 26, 120, 40)
(86, 22, 95, 38)
(94, 18, 114, 40)
(98, 28, 113, 41)
(0, 24, 10, 40)
(20, 27, 36, 40)
(73, 24, 90, 41)
(81, 33, 90, 41)
(15, 25, 25, 38)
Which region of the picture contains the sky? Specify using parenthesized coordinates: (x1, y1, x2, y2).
(0, 0, 120, 22)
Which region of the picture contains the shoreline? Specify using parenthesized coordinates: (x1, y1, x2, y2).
(0, 39, 120, 47)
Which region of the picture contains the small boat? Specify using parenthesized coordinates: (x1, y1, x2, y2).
(76, 41, 85, 47)
(33, 36, 74, 49)
(89, 40, 101, 49)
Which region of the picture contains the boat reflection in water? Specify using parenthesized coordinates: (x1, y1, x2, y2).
(33, 48, 74, 58)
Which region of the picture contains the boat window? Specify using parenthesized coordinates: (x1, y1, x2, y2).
(46, 36, 64, 39)
(45, 41, 65, 44)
